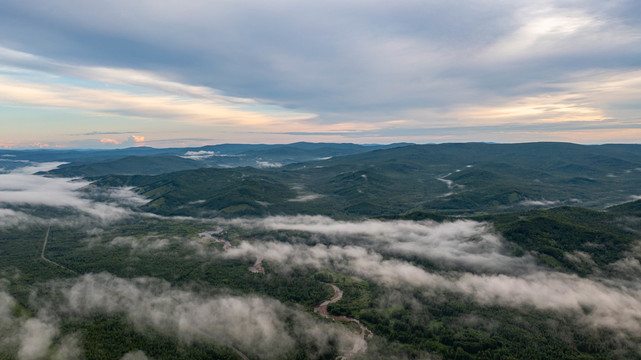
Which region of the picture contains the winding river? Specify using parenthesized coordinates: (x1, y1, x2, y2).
(314, 284, 373, 359)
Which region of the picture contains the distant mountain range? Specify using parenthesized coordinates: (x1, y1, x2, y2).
(56, 142, 641, 217)
(0, 142, 409, 176)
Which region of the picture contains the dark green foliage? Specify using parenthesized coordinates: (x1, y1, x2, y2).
(47, 155, 204, 177)
(608, 199, 641, 216)
(482, 206, 635, 274)
(378, 210, 450, 222)
(88, 142, 641, 217)
(66, 315, 239, 360)
(2, 207, 641, 359)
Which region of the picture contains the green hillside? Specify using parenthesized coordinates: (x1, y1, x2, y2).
(93, 143, 641, 217)
(46, 155, 204, 176)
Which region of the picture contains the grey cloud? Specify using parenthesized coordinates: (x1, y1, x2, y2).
(1, 1, 639, 119)
(89, 186, 150, 207)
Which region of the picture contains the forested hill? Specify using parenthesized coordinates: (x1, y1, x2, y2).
(91, 142, 641, 217)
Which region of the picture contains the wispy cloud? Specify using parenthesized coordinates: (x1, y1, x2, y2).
(228, 216, 534, 272)
(224, 238, 641, 336)
(77, 131, 140, 136)
(179, 150, 242, 160)
(519, 199, 561, 207)
(218, 215, 641, 338)
(0, 287, 82, 360)
(0, 71, 315, 127)
(37, 273, 358, 359)
(0, 46, 317, 140)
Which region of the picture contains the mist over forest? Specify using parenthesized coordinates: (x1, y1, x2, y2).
(1, 143, 641, 359)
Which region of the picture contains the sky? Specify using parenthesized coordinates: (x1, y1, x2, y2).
(0, 0, 640, 148)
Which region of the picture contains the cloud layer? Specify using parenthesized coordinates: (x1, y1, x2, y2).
(229, 216, 535, 272)
(0, 162, 146, 223)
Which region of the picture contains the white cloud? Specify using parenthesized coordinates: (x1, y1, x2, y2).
(256, 161, 282, 168)
(0, 163, 146, 222)
(519, 199, 561, 206)
(0, 288, 81, 360)
(42, 273, 358, 359)
(17, 318, 58, 360)
(0, 209, 44, 228)
(224, 239, 641, 335)
(180, 150, 243, 160)
(228, 216, 534, 272)
(454, 271, 641, 333)
(223, 241, 447, 288)
(288, 194, 323, 202)
(180, 151, 216, 160)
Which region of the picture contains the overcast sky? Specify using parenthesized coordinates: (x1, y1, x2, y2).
(0, 0, 640, 148)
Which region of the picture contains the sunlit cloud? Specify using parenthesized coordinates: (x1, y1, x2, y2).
(99, 138, 119, 144)
(0, 73, 315, 127)
(455, 94, 607, 125)
(99, 136, 146, 146)
(0, 0, 640, 146)
(399, 69, 641, 133)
